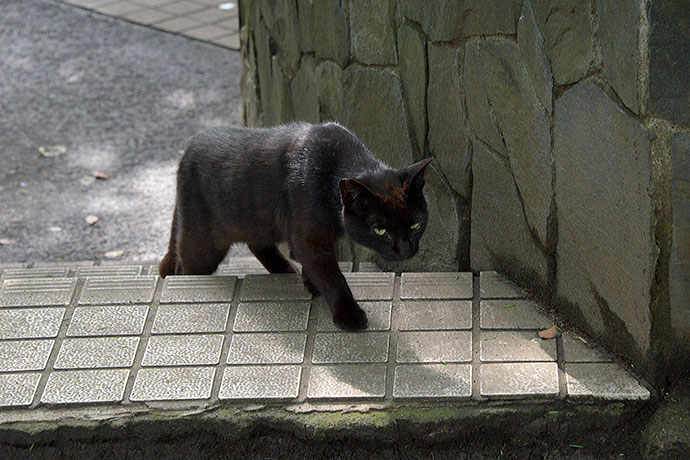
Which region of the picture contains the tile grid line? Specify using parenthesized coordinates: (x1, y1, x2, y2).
(297, 297, 318, 402)
(212, 277, 241, 402)
(383, 275, 402, 400)
(470, 274, 483, 401)
(556, 332, 567, 399)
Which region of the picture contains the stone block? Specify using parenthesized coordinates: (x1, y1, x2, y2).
(396, 331, 472, 363)
(555, 80, 655, 358)
(219, 365, 301, 400)
(227, 333, 307, 364)
(0, 339, 54, 371)
(316, 300, 391, 332)
(130, 367, 215, 401)
(357, 262, 381, 272)
(517, 0, 552, 113)
(290, 56, 319, 123)
(218, 257, 267, 277)
(159, 276, 236, 303)
(142, 334, 224, 366)
(307, 364, 386, 399)
(397, 22, 426, 151)
(393, 364, 472, 399)
(312, 332, 389, 364)
(233, 301, 310, 332)
(479, 271, 526, 299)
(152, 303, 229, 334)
(258, 0, 300, 76)
(313, 0, 349, 67)
(0, 267, 69, 281)
(564, 363, 650, 400)
(239, 275, 311, 301)
(0, 373, 41, 407)
(78, 276, 157, 305)
(0, 278, 77, 307)
(480, 300, 553, 329)
(67, 305, 148, 337)
(316, 60, 343, 121)
(349, 0, 396, 65)
(480, 362, 559, 398)
(343, 273, 395, 300)
(297, 0, 314, 53)
(400, 273, 472, 300)
(0, 307, 65, 339)
(77, 265, 143, 277)
(41, 369, 129, 404)
(479, 331, 556, 362)
(561, 333, 612, 363)
(671, 133, 690, 362)
(397, 300, 472, 331)
(54, 337, 139, 369)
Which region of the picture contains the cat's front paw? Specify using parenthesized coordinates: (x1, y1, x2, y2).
(333, 307, 368, 330)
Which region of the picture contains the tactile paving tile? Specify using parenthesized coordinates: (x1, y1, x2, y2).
(233, 301, 311, 332)
(54, 337, 140, 369)
(479, 331, 557, 362)
(397, 300, 472, 331)
(0, 340, 54, 371)
(0, 267, 69, 282)
(564, 363, 650, 400)
(142, 335, 224, 366)
(396, 331, 472, 363)
(239, 275, 311, 301)
(343, 273, 395, 300)
(400, 273, 473, 299)
(130, 367, 215, 401)
(152, 303, 230, 334)
(0, 308, 65, 339)
(315, 300, 391, 331)
(0, 278, 77, 307)
(393, 364, 472, 399)
(159, 276, 236, 303)
(67, 305, 149, 336)
(78, 276, 157, 305)
(480, 363, 559, 398)
(77, 265, 143, 277)
(480, 300, 553, 329)
(41, 369, 130, 404)
(479, 271, 526, 299)
(0, 373, 41, 407)
(219, 365, 302, 400)
(312, 332, 389, 364)
(307, 365, 387, 399)
(227, 333, 307, 364)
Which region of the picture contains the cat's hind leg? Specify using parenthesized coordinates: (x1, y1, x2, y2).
(248, 244, 299, 274)
(177, 220, 229, 275)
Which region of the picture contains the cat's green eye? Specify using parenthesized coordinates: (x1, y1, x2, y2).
(373, 227, 387, 236)
(410, 222, 420, 230)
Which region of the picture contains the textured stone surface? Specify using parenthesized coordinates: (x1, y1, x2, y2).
(41, 369, 129, 404)
(397, 22, 426, 152)
(357, 262, 382, 272)
(480, 331, 556, 362)
(427, 44, 469, 196)
(648, 0, 690, 124)
(0, 339, 54, 371)
(130, 367, 215, 401)
(68, 305, 148, 337)
(227, 333, 306, 364)
(290, 55, 319, 123)
(240, 274, 311, 301)
(564, 363, 650, 400)
(396, 331, 472, 363)
(152, 304, 229, 334)
(343, 273, 395, 300)
(0, 307, 65, 339)
(55, 337, 139, 369)
(79, 276, 157, 305)
(307, 365, 386, 399)
(77, 265, 143, 277)
(312, 332, 389, 364)
(480, 300, 553, 329)
(517, 0, 553, 113)
(142, 335, 224, 366)
(1, 278, 76, 307)
(219, 365, 301, 400)
(393, 364, 472, 399)
(0, 373, 41, 407)
(470, 143, 549, 285)
(562, 333, 612, 362)
(555, 80, 655, 356)
(160, 276, 236, 303)
(316, 300, 391, 331)
(315, 60, 343, 121)
(1, 267, 69, 281)
(401, 0, 519, 41)
(397, 300, 472, 331)
(269, 54, 294, 124)
(349, 0, 396, 65)
(480, 362, 559, 398)
(532, 0, 593, 84)
(234, 301, 310, 332)
(400, 273, 472, 300)
(258, 0, 300, 76)
(312, 0, 349, 67)
(479, 271, 526, 299)
(671, 133, 690, 361)
(297, 0, 314, 53)
(218, 257, 267, 277)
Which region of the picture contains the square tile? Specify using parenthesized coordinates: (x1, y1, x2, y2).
(121, 7, 174, 24)
(0, 340, 54, 371)
(159, 0, 207, 15)
(130, 0, 175, 7)
(0, 263, 27, 270)
(312, 332, 389, 364)
(219, 365, 301, 400)
(396, 331, 472, 363)
(233, 301, 310, 332)
(217, 257, 267, 277)
(227, 333, 306, 364)
(187, 7, 235, 24)
(159, 275, 236, 303)
(142, 334, 224, 366)
(79, 276, 157, 305)
(41, 369, 129, 404)
(153, 16, 204, 32)
(152, 303, 229, 334)
(356, 262, 381, 272)
(480, 363, 559, 398)
(1, 278, 77, 307)
(130, 367, 215, 401)
(315, 300, 391, 331)
(77, 265, 143, 277)
(33, 261, 94, 268)
(239, 275, 311, 301)
(479, 271, 526, 299)
(0, 373, 41, 407)
(1, 267, 69, 282)
(307, 365, 386, 399)
(480, 331, 557, 362)
(400, 273, 473, 300)
(564, 363, 650, 400)
(338, 262, 354, 272)
(562, 333, 612, 362)
(480, 300, 553, 329)
(95, 1, 143, 15)
(343, 273, 395, 300)
(67, 305, 149, 336)
(0, 308, 65, 339)
(393, 364, 472, 399)
(54, 337, 139, 369)
(397, 300, 472, 331)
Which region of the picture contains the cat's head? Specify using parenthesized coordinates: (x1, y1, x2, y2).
(339, 158, 433, 262)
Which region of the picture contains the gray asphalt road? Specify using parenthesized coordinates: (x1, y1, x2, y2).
(0, 0, 245, 264)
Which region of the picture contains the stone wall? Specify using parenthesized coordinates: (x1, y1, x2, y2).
(238, 0, 689, 385)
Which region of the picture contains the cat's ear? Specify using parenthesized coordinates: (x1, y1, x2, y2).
(400, 157, 433, 195)
(339, 178, 378, 215)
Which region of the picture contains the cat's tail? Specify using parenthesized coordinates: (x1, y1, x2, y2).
(159, 206, 179, 277)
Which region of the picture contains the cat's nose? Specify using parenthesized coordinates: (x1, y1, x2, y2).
(398, 240, 413, 259)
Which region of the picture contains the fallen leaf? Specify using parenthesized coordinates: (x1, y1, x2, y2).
(569, 444, 584, 449)
(85, 215, 99, 225)
(38, 145, 66, 158)
(90, 171, 109, 180)
(48, 226, 62, 232)
(0, 238, 15, 245)
(80, 175, 96, 186)
(102, 249, 124, 259)
(502, 304, 515, 309)
(539, 325, 561, 340)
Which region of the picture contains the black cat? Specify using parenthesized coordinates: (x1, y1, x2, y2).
(159, 122, 432, 330)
